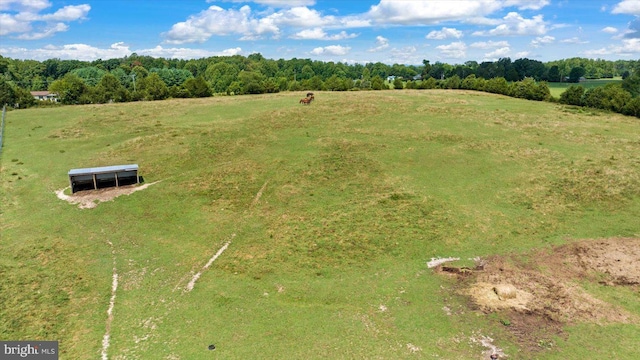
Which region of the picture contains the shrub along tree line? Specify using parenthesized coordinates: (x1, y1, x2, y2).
(0, 54, 638, 117)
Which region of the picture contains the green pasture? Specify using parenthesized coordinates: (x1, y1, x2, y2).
(1, 90, 639, 359)
(547, 78, 623, 98)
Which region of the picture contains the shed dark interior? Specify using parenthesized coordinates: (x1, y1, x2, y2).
(68, 164, 139, 193)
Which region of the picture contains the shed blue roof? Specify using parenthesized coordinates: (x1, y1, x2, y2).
(68, 164, 138, 176)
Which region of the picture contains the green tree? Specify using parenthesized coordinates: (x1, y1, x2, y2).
(461, 74, 477, 90)
(485, 77, 509, 95)
(418, 77, 437, 89)
(204, 62, 239, 93)
(559, 85, 584, 106)
(238, 70, 265, 94)
(70, 66, 106, 86)
(49, 73, 88, 104)
(227, 81, 242, 95)
(509, 78, 549, 101)
(421, 60, 432, 78)
(95, 73, 127, 103)
(0, 77, 16, 106)
(443, 75, 461, 89)
(392, 77, 404, 90)
(302, 75, 324, 91)
(300, 65, 315, 80)
(139, 73, 168, 100)
(130, 66, 149, 88)
(361, 67, 371, 82)
(568, 67, 586, 83)
(583, 84, 631, 112)
(370, 75, 387, 90)
(547, 65, 560, 82)
(505, 67, 520, 82)
(151, 68, 193, 87)
(622, 97, 640, 117)
(14, 87, 36, 108)
(622, 72, 640, 97)
(111, 67, 131, 89)
(183, 77, 212, 97)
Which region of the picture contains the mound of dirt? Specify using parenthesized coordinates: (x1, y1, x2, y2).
(55, 181, 158, 209)
(436, 238, 640, 354)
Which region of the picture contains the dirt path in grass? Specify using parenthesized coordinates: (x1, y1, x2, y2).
(185, 237, 234, 292)
(55, 181, 159, 209)
(101, 240, 118, 360)
(435, 237, 640, 357)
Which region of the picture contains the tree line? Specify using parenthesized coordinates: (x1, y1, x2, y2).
(0, 53, 639, 117)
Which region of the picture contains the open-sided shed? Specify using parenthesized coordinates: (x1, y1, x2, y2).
(68, 164, 139, 193)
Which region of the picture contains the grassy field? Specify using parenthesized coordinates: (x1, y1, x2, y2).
(547, 78, 623, 98)
(1, 90, 639, 359)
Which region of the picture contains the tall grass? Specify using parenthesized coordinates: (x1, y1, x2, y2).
(1, 91, 639, 359)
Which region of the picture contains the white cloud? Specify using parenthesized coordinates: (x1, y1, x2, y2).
(426, 27, 463, 40)
(515, 51, 530, 58)
(0, 42, 243, 60)
(617, 38, 640, 52)
(0, 1, 89, 39)
(251, 0, 316, 6)
(466, 16, 502, 26)
(267, 6, 335, 27)
(625, 17, 640, 38)
(602, 26, 618, 34)
(138, 46, 242, 59)
(388, 46, 420, 64)
(436, 41, 467, 58)
(290, 27, 357, 40)
(16, 22, 67, 40)
(612, 0, 640, 15)
(164, 5, 344, 43)
(582, 38, 640, 57)
(310, 45, 350, 56)
(368, 35, 389, 52)
(0, 42, 130, 61)
(472, 12, 547, 36)
(0, 0, 51, 12)
(163, 5, 279, 43)
(207, 0, 316, 7)
(39, 4, 90, 22)
(503, 0, 550, 10)
(366, 0, 503, 25)
(0, 13, 31, 35)
(530, 35, 554, 47)
(583, 38, 640, 57)
(561, 37, 589, 44)
(339, 16, 371, 28)
(470, 40, 509, 49)
(484, 46, 511, 60)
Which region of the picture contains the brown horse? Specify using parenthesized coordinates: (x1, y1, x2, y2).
(299, 97, 312, 105)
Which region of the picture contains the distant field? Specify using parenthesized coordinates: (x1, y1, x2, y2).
(547, 78, 623, 98)
(1, 91, 639, 359)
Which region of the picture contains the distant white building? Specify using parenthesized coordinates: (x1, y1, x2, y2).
(30, 91, 58, 102)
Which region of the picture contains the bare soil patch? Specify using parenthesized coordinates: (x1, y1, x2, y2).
(435, 238, 640, 354)
(55, 182, 159, 209)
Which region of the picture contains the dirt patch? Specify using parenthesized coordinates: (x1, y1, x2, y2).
(436, 238, 640, 354)
(55, 182, 159, 209)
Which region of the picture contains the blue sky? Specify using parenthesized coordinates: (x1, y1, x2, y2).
(1, 0, 639, 64)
